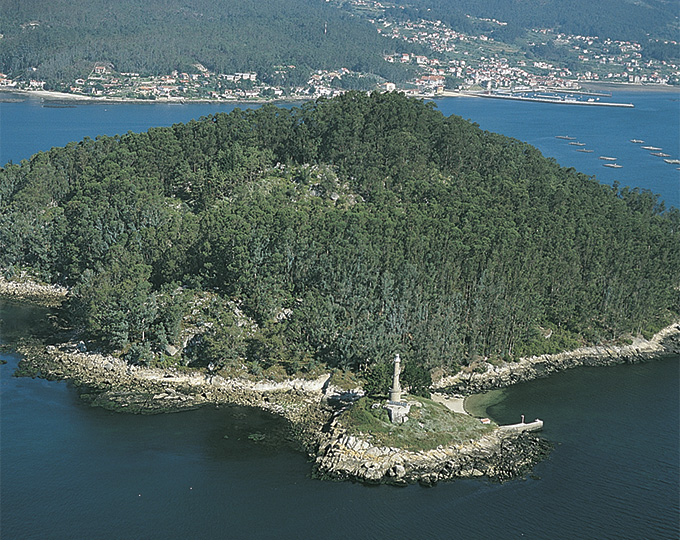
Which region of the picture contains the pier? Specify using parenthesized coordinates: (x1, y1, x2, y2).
(470, 92, 634, 108)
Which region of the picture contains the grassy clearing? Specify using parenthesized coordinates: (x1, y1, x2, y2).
(340, 395, 496, 452)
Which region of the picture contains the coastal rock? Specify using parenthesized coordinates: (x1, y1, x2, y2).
(313, 421, 552, 485)
(13, 321, 677, 486)
(0, 276, 68, 306)
(436, 323, 680, 395)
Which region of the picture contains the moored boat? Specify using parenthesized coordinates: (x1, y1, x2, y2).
(599, 156, 617, 161)
(603, 163, 623, 168)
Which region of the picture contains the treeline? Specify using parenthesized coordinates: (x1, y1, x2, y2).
(0, 0, 417, 88)
(1, 92, 678, 382)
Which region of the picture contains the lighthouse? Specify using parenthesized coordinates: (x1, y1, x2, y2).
(389, 353, 402, 403)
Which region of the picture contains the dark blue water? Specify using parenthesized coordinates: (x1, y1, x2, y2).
(1, 304, 679, 540)
(1, 90, 678, 208)
(1, 91, 679, 538)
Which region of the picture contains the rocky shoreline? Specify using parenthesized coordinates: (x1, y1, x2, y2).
(435, 323, 680, 395)
(313, 416, 552, 486)
(15, 343, 334, 454)
(6, 279, 678, 485)
(14, 341, 552, 485)
(0, 276, 68, 307)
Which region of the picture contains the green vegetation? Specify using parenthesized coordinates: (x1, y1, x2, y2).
(389, 0, 679, 43)
(1, 92, 678, 384)
(0, 0, 417, 89)
(341, 396, 496, 451)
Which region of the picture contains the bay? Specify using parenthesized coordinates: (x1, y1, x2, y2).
(434, 89, 680, 209)
(1, 301, 678, 539)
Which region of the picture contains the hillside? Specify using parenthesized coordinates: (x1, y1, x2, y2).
(0, 0, 417, 88)
(1, 92, 678, 390)
(390, 0, 680, 42)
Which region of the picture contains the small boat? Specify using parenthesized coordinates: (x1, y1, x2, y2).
(650, 152, 670, 157)
(642, 146, 662, 151)
(556, 135, 576, 140)
(630, 139, 644, 143)
(664, 159, 680, 164)
(599, 156, 617, 161)
(569, 142, 586, 146)
(603, 163, 623, 168)
(577, 149, 594, 153)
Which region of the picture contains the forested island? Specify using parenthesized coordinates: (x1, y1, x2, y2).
(2, 91, 679, 483)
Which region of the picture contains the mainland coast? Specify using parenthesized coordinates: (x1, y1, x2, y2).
(5, 82, 676, 108)
(3, 278, 679, 485)
(0, 87, 303, 106)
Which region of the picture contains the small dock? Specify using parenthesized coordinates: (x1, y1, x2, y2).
(499, 418, 544, 433)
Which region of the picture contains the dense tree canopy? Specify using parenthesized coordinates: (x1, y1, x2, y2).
(392, 0, 680, 42)
(1, 92, 678, 382)
(0, 0, 416, 87)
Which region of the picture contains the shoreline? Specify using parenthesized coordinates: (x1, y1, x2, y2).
(3, 282, 678, 485)
(435, 323, 680, 396)
(0, 87, 310, 106)
(12, 340, 551, 485)
(3, 82, 677, 106)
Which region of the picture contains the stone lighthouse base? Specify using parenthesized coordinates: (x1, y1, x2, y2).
(384, 401, 411, 424)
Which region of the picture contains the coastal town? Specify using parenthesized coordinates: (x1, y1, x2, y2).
(0, 2, 677, 102)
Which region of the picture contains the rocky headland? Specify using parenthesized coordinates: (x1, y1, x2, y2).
(14, 341, 552, 485)
(313, 417, 551, 486)
(5, 281, 678, 486)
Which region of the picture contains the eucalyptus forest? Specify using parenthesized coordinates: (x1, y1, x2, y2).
(1, 92, 678, 390)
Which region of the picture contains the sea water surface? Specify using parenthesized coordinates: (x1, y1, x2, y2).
(1, 301, 678, 539)
(1, 90, 679, 539)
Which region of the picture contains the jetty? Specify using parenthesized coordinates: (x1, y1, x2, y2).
(472, 92, 634, 108)
(499, 417, 544, 434)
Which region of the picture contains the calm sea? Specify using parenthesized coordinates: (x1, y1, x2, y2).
(1, 302, 678, 540)
(1, 91, 679, 539)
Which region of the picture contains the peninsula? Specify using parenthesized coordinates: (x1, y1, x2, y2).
(2, 91, 678, 484)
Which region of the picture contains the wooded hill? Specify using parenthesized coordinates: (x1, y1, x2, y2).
(0, 0, 419, 89)
(389, 0, 680, 43)
(1, 92, 678, 389)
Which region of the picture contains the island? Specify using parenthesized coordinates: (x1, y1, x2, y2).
(2, 91, 678, 485)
